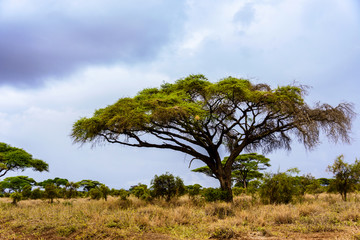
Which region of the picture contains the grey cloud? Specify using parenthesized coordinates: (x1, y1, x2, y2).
(233, 3, 255, 26)
(0, 1, 186, 87)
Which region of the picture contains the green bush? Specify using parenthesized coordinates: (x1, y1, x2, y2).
(259, 171, 299, 204)
(10, 192, 22, 205)
(89, 187, 102, 200)
(30, 188, 43, 199)
(130, 184, 151, 200)
(232, 186, 245, 196)
(150, 173, 186, 201)
(186, 184, 202, 198)
(44, 184, 58, 203)
(202, 188, 230, 202)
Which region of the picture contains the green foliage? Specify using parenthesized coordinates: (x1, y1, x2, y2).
(78, 179, 101, 192)
(71, 74, 354, 202)
(327, 155, 360, 201)
(117, 189, 130, 200)
(232, 186, 245, 196)
(30, 188, 43, 199)
(202, 188, 230, 202)
(44, 184, 58, 203)
(193, 153, 270, 188)
(38, 177, 69, 188)
(99, 184, 110, 201)
(89, 187, 102, 200)
(110, 188, 129, 200)
(259, 170, 301, 204)
(0, 142, 48, 177)
(0, 176, 36, 193)
(186, 184, 202, 198)
(22, 185, 32, 199)
(10, 192, 22, 205)
(130, 183, 151, 200)
(150, 172, 186, 201)
(64, 182, 79, 199)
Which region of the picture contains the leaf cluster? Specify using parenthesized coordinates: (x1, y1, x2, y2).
(0, 142, 48, 178)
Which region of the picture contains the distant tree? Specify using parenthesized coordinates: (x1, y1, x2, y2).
(10, 192, 22, 205)
(78, 179, 101, 192)
(327, 155, 360, 201)
(22, 185, 32, 199)
(65, 181, 79, 199)
(38, 178, 69, 188)
(186, 184, 202, 199)
(151, 172, 186, 201)
(44, 183, 58, 203)
(111, 188, 129, 200)
(0, 176, 36, 193)
(99, 184, 110, 201)
(129, 183, 151, 200)
(193, 153, 270, 188)
(0, 142, 48, 178)
(30, 188, 43, 199)
(89, 187, 102, 200)
(71, 75, 354, 202)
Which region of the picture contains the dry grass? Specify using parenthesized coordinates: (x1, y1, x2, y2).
(1, 194, 360, 239)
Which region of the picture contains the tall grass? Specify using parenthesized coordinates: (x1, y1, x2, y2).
(1, 193, 360, 239)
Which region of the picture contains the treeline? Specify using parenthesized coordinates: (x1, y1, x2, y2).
(2, 154, 360, 205)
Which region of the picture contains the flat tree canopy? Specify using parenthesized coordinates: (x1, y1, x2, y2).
(71, 74, 354, 201)
(0, 142, 49, 178)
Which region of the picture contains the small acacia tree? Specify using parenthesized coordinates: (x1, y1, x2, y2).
(193, 153, 270, 188)
(0, 176, 36, 193)
(151, 172, 185, 201)
(71, 75, 354, 202)
(0, 142, 48, 178)
(327, 155, 360, 201)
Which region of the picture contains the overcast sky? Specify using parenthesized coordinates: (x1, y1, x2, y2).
(1, 0, 360, 189)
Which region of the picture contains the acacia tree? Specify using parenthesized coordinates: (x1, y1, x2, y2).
(193, 153, 270, 189)
(327, 155, 360, 201)
(71, 75, 354, 202)
(0, 142, 49, 177)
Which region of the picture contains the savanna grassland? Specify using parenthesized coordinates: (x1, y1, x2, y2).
(1, 194, 360, 240)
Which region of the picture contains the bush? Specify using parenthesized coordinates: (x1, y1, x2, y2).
(186, 184, 202, 198)
(10, 192, 22, 205)
(22, 185, 32, 199)
(232, 186, 245, 196)
(151, 172, 186, 201)
(89, 187, 102, 200)
(99, 184, 110, 201)
(44, 184, 58, 203)
(202, 188, 230, 202)
(130, 184, 151, 201)
(29, 188, 43, 199)
(259, 171, 299, 204)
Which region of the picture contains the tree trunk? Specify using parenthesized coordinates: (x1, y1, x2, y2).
(218, 174, 233, 202)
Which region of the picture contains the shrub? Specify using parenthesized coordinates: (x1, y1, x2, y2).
(10, 192, 22, 205)
(202, 188, 230, 202)
(30, 188, 43, 199)
(259, 171, 300, 204)
(99, 184, 110, 201)
(89, 187, 102, 200)
(44, 184, 58, 203)
(186, 184, 202, 198)
(22, 185, 32, 199)
(151, 172, 186, 201)
(232, 186, 245, 196)
(130, 183, 151, 200)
